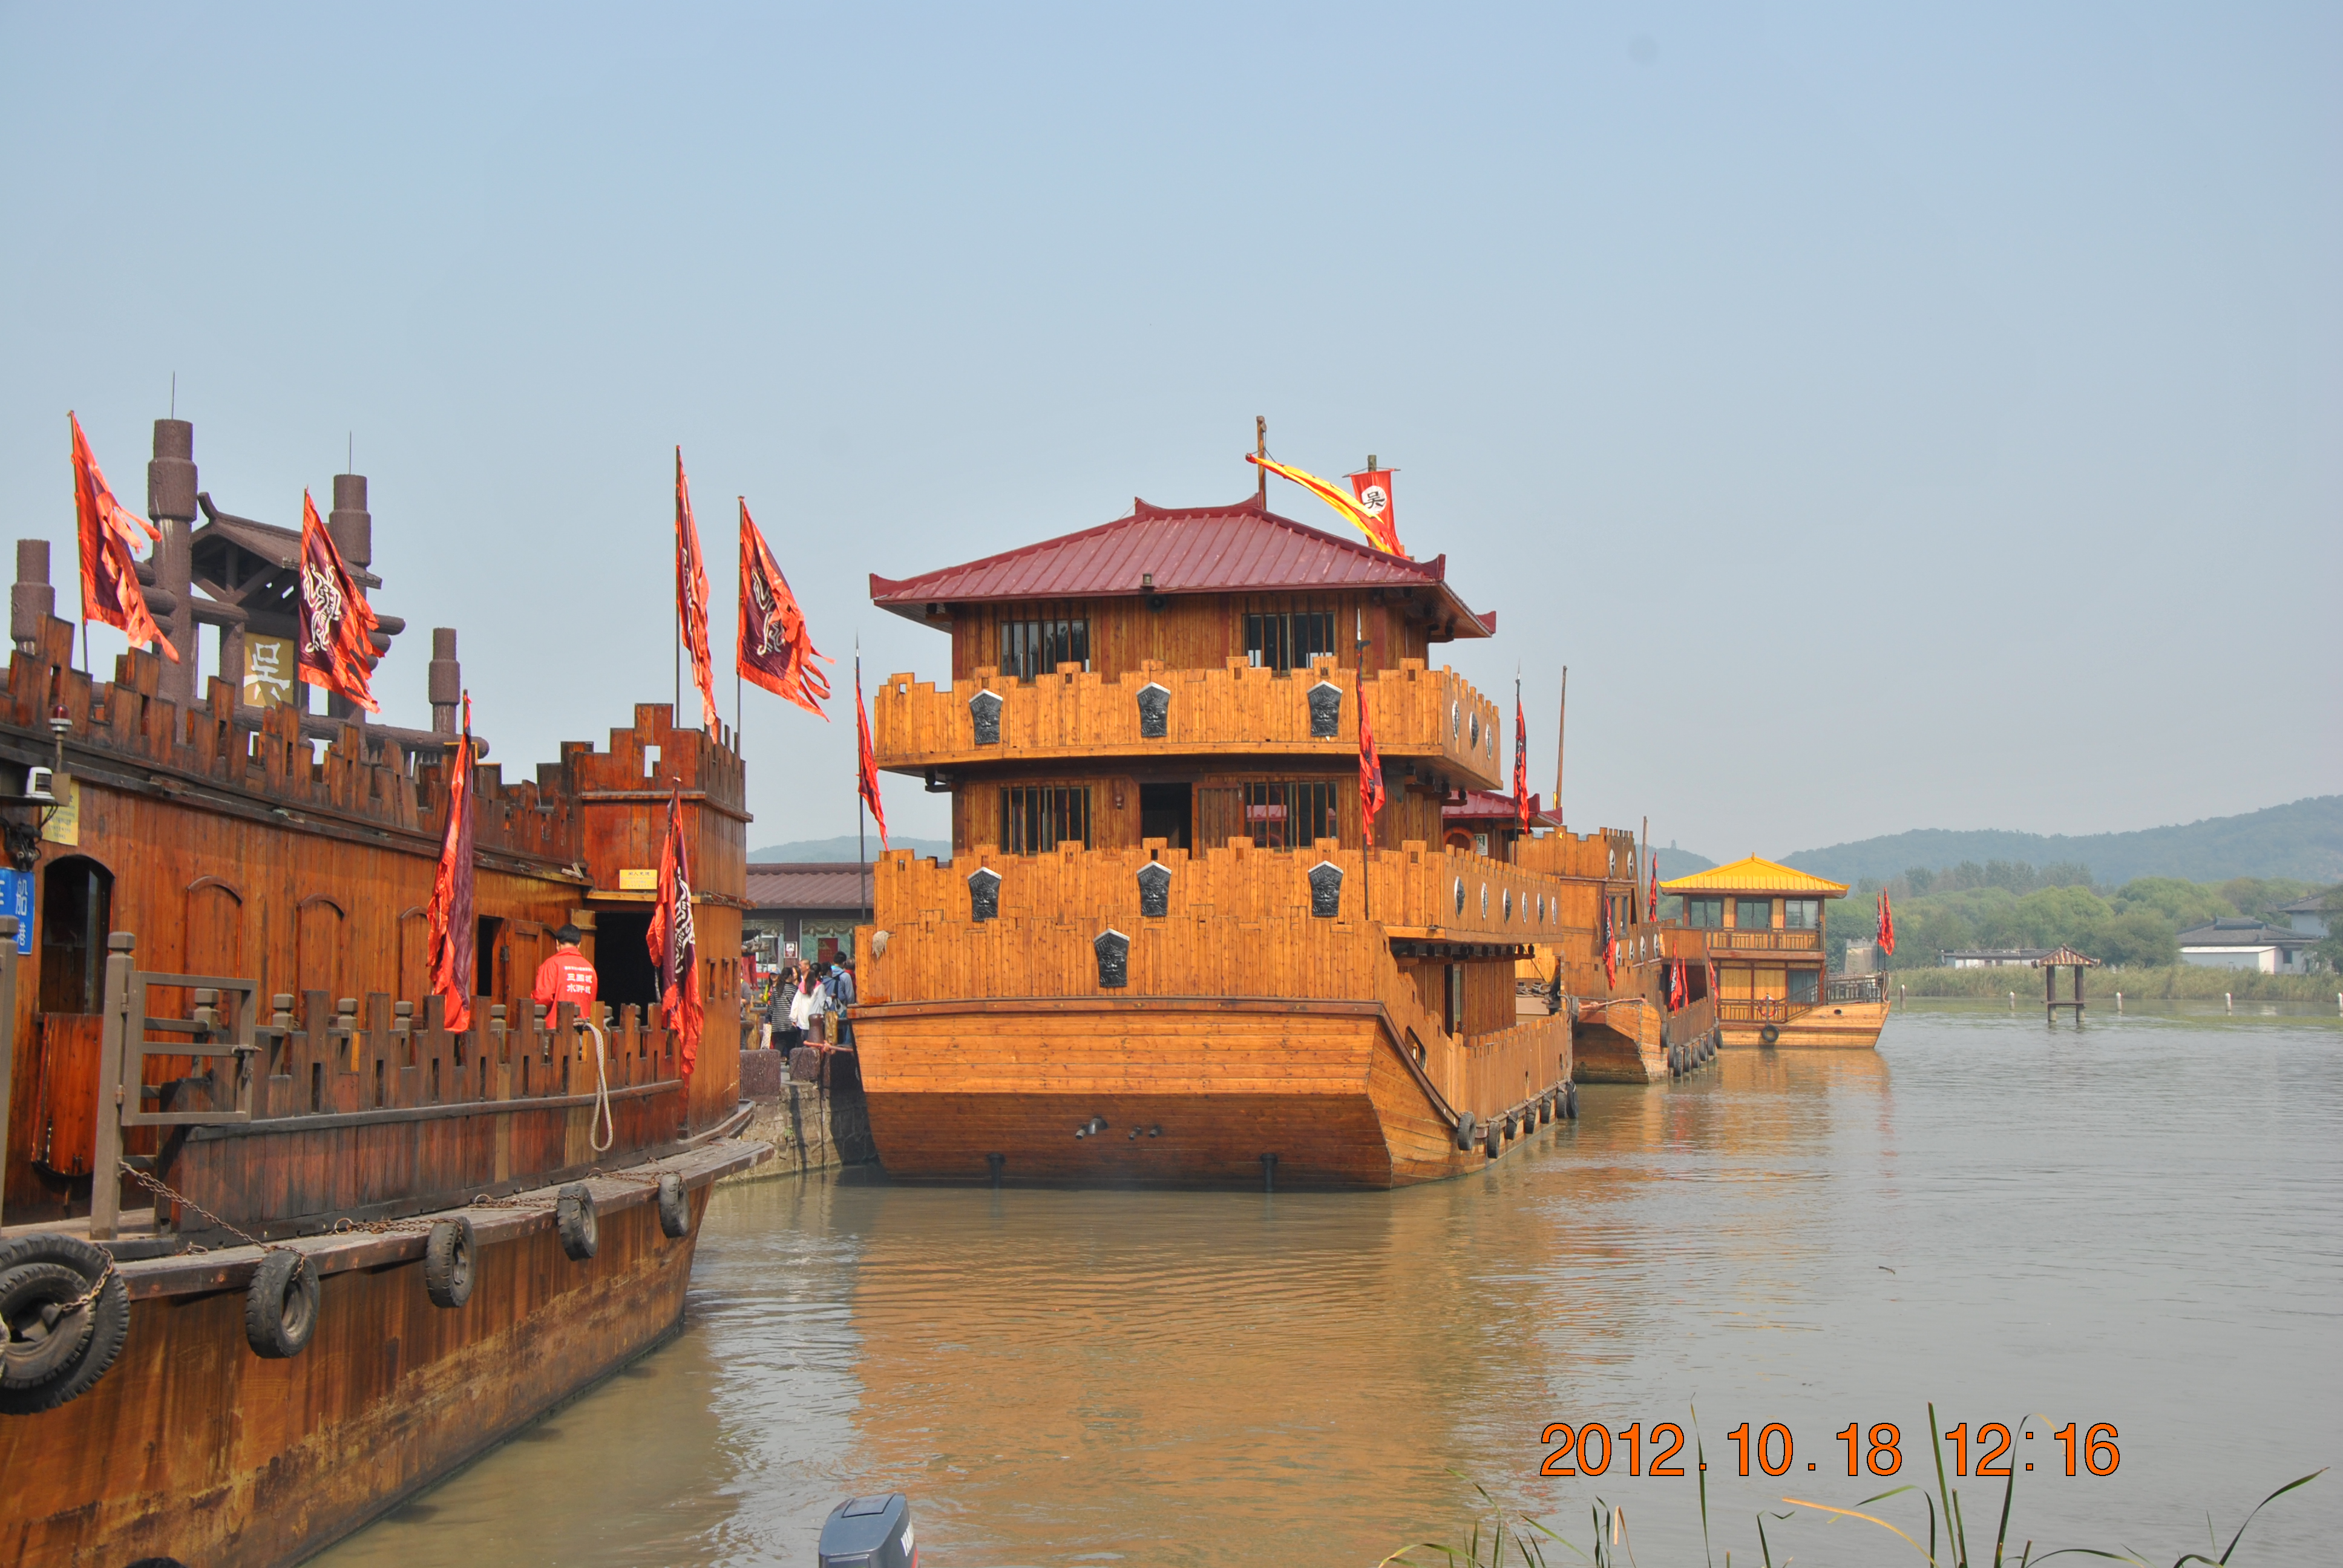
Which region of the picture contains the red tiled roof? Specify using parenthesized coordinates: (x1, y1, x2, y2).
(1443, 790, 1559, 828)
(745, 863, 872, 911)
(870, 496, 1493, 639)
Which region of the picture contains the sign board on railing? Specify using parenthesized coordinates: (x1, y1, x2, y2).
(0, 870, 28, 954)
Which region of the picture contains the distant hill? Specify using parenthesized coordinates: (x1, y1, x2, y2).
(1651, 844, 1717, 877)
(751, 835, 952, 863)
(1781, 795, 2343, 887)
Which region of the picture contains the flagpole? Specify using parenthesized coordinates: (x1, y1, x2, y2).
(1553, 667, 1567, 825)
(855, 644, 868, 926)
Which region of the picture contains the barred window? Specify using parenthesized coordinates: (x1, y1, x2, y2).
(1242, 780, 1340, 851)
(1001, 618, 1089, 680)
(1001, 786, 1090, 854)
(1244, 611, 1338, 671)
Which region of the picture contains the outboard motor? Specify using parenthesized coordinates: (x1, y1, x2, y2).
(818, 1492, 915, 1567)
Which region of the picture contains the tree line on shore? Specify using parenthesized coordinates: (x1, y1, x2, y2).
(1811, 860, 2339, 972)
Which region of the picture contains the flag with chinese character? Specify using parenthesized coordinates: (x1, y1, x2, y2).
(647, 785, 704, 1075)
(855, 659, 888, 850)
(69, 412, 175, 660)
(1358, 686, 1386, 848)
(675, 449, 718, 731)
(297, 488, 380, 711)
(1247, 453, 1406, 557)
(424, 696, 477, 1033)
(1601, 896, 1617, 988)
(1347, 463, 1402, 557)
(738, 498, 833, 718)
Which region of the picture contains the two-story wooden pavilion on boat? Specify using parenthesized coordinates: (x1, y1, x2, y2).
(1662, 854, 1886, 1048)
(0, 417, 765, 1567)
(851, 494, 1628, 1187)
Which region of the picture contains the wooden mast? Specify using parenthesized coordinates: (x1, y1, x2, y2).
(1553, 666, 1567, 825)
(1255, 416, 1267, 505)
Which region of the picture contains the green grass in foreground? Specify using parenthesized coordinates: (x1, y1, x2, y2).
(1381, 1407, 2324, 1568)
(1882, 967, 2338, 1002)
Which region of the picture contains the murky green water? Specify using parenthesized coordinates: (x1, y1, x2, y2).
(316, 1001, 2342, 1566)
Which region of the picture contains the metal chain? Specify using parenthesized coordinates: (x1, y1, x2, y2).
(117, 1160, 289, 1255)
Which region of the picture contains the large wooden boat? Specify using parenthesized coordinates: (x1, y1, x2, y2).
(848, 492, 1710, 1187)
(0, 418, 766, 1566)
(1660, 855, 1888, 1048)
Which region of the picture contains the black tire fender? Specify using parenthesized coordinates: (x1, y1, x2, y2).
(556, 1183, 598, 1262)
(1759, 1024, 1780, 1046)
(0, 1233, 129, 1415)
(656, 1174, 689, 1240)
(1565, 1082, 1579, 1120)
(1453, 1112, 1476, 1152)
(1483, 1119, 1501, 1158)
(424, 1217, 475, 1310)
(244, 1250, 319, 1360)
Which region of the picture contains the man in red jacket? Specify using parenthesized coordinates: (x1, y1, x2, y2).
(531, 924, 599, 1026)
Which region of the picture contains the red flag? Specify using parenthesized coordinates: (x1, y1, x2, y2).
(1513, 684, 1530, 835)
(855, 660, 888, 850)
(1601, 897, 1617, 988)
(738, 499, 834, 719)
(1876, 889, 1896, 956)
(1358, 686, 1386, 848)
(1648, 856, 1660, 921)
(1345, 464, 1405, 558)
(424, 696, 477, 1034)
(675, 449, 718, 731)
(69, 412, 175, 661)
(297, 488, 381, 712)
(646, 785, 704, 1076)
(1669, 958, 1686, 1011)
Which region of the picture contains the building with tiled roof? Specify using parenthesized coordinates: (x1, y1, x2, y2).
(744, 862, 871, 967)
(2177, 917, 2321, 975)
(1660, 855, 1849, 1016)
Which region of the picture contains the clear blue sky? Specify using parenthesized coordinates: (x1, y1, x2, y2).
(4, 3, 2335, 860)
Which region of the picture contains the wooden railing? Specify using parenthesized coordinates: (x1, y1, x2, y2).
(870, 658, 1503, 789)
(1715, 998, 1815, 1025)
(1827, 974, 1886, 1004)
(1699, 928, 1823, 953)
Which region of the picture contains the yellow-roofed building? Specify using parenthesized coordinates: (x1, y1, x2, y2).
(1660, 855, 1888, 1050)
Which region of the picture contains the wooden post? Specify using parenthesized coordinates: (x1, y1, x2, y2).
(2045, 964, 2055, 1021)
(0, 916, 13, 1229)
(89, 932, 136, 1240)
(1256, 416, 1267, 504)
(2076, 963, 2085, 1014)
(1553, 667, 1567, 824)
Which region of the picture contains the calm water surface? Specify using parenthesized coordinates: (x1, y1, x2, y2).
(318, 1002, 2342, 1566)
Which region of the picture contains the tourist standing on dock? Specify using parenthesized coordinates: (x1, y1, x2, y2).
(826, 957, 859, 1047)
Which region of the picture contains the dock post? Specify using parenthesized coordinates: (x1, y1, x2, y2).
(0, 917, 13, 1228)
(90, 933, 136, 1240)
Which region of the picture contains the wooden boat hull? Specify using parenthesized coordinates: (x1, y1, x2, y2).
(0, 1137, 764, 1568)
(856, 1000, 1573, 1189)
(1720, 1000, 1889, 1050)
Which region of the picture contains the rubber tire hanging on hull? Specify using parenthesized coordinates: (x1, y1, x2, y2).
(0, 1235, 130, 1414)
(657, 1174, 689, 1240)
(556, 1183, 598, 1261)
(244, 1250, 319, 1359)
(424, 1217, 475, 1309)
(1759, 1024, 1780, 1046)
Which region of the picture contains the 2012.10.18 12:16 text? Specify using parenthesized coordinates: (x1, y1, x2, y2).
(1539, 1422, 2120, 1479)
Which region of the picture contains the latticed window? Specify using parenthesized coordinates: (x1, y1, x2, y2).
(1001, 786, 1090, 854)
(1242, 781, 1339, 851)
(1244, 610, 1337, 671)
(1001, 618, 1089, 679)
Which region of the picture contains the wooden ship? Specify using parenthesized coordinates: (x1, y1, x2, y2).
(849, 488, 1715, 1188)
(0, 417, 765, 1567)
(1661, 855, 1887, 1048)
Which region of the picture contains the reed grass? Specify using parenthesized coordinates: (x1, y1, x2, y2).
(1884, 966, 2336, 1002)
(1383, 1408, 2323, 1568)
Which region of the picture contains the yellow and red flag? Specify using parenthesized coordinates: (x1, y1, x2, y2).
(647, 784, 704, 1076)
(1246, 453, 1406, 557)
(424, 694, 477, 1034)
(675, 449, 718, 731)
(738, 499, 834, 719)
(1358, 687, 1386, 848)
(1348, 463, 1398, 553)
(69, 412, 175, 660)
(1876, 889, 1896, 956)
(854, 659, 888, 850)
(297, 488, 381, 711)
